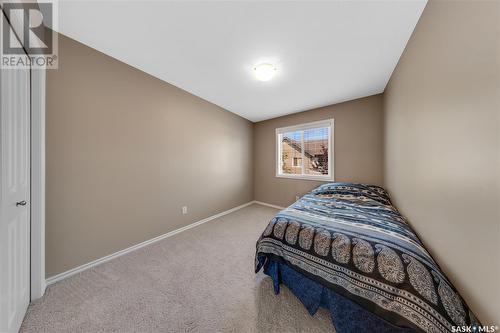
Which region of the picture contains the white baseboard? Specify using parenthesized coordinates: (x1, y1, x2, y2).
(253, 201, 286, 210)
(46, 201, 255, 286)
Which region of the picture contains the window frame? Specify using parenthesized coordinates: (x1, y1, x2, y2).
(275, 119, 334, 181)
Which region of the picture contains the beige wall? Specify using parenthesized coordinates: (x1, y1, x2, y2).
(383, 0, 499, 324)
(254, 95, 384, 207)
(46, 34, 253, 277)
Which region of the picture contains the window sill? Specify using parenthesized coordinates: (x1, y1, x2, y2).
(275, 174, 334, 182)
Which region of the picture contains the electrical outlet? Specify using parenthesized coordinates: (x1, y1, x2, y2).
(182, 206, 188, 215)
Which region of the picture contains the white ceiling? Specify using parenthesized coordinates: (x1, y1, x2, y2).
(53, 1, 427, 122)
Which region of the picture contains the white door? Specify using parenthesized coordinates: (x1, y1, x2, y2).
(0, 27, 31, 333)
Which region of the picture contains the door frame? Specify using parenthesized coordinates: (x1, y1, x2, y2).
(1, 3, 47, 301)
(30, 69, 46, 300)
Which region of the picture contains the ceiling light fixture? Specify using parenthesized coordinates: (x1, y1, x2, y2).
(253, 62, 277, 82)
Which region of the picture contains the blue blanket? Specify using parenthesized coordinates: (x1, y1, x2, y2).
(255, 183, 478, 333)
(264, 259, 414, 333)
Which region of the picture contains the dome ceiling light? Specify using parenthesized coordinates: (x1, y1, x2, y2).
(253, 62, 278, 82)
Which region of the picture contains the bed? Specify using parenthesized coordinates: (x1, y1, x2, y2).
(255, 183, 478, 333)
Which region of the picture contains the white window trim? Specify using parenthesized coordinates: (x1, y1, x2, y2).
(275, 119, 334, 182)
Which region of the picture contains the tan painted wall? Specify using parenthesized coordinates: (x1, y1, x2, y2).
(254, 95, 384, 207)
(383, 0, 500, 324)
(46, 34, 254, 277)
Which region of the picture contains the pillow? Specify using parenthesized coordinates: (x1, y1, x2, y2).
(311, 182, 392, 205)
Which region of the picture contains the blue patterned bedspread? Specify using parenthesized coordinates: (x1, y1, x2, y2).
(255, 183, 478, 333)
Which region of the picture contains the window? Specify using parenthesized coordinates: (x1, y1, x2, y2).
(276, 119, 333, 180)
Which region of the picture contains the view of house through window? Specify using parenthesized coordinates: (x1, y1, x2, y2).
(276, 120, 333, 180)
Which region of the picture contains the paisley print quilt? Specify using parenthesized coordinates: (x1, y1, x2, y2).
(255, 183, 478, 333)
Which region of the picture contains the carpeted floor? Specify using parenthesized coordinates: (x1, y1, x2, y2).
(21, 204, 334, 333)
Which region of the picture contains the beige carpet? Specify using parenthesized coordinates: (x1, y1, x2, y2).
(21, 204, 334, 333)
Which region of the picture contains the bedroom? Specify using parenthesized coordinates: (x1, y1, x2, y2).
(0, 0, 498, 332)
